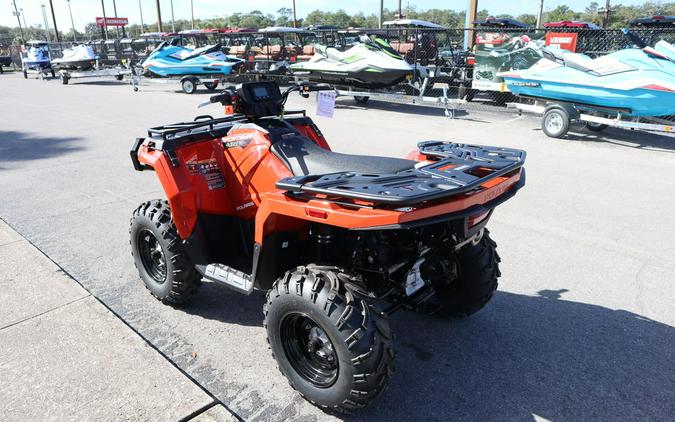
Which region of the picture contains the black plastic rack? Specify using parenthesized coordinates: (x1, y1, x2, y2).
(277, 141, 526, 206)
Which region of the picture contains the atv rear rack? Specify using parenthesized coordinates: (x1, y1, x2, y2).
(277, 142, 526, 206)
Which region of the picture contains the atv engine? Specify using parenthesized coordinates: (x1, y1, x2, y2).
(308, 222, 476, 312)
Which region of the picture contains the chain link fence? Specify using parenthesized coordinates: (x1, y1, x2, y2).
(3, 26, 674, 113)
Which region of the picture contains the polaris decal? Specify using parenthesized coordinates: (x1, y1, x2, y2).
(223, 134, 254, 148)
(236, 201, 255, 211)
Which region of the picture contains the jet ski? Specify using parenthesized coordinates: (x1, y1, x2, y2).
(141, 39, 244, 78)
(51, 44, 98, 70)
(289, 35, 414, 89)
(500, 40, 675, 117)
(21, 40, 53, 76)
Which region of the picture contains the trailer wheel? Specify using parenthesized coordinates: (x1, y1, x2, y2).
(585, 121, 607, 133)
(50, 69, 55, 78)
(60, 74, 69, 85)
(203, 81, 219, 91)
(115, 74, 124, 81)
(542, 107, 570, 138)
(22, 68, 27, 79)
(181, 78, 197, 94)
(264, 265, 394, 414)
(353, 96, 369, 104)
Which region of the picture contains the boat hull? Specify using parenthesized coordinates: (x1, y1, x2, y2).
(504, 77, 675, 117)
(290, 64, 413, 89)
(52, 59, 96, 70)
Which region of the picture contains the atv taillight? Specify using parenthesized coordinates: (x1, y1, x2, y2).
(467, 211, 489, 228)
(306, 209, 328, 219)
(223, 105, 235, 115)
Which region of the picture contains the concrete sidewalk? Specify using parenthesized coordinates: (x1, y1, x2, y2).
(0, 219, 235, 422)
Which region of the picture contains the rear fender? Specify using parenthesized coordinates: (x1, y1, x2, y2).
(136, 139, 233, 239)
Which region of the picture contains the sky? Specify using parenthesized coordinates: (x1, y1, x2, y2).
(3, 0, 651, 32)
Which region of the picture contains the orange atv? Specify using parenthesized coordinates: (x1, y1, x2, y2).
(129, 81, 526, 413)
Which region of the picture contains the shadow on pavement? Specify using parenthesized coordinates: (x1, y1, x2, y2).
(334, 99, 471, 118)
(349, 289, 675, 421)
(0, 131, 83, 168)
(174, 282, 674, 420)
(533, 127, 675, 152)
(178, 281, 266, 327)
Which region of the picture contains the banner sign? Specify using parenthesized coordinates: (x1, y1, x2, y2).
(545, 32, 578, 52)
(95, 17, 129, 27)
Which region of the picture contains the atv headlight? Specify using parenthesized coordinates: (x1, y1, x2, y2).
(405, 73, 413, 81)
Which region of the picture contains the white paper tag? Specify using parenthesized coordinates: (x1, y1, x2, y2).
(316, 91, 336, 118)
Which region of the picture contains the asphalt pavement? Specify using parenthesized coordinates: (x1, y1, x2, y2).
(1, 73, 674, 421)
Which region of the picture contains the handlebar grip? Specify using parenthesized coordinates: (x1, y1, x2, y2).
(209, 93, 232, 104)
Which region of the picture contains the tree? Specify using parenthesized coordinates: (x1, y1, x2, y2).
(516, 14, 537, 26)
(276, 7, 292, 26)
(546, 5, 579, 22)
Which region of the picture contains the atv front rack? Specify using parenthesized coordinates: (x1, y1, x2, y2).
(277, 141, 526, 206)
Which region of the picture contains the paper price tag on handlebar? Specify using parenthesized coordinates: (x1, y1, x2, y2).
(316, 91, 336, 118)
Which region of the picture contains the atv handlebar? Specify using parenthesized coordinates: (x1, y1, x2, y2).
(201, 82, 334, 109)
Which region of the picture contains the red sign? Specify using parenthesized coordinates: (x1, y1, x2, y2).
(95, 17, 129, 27)
(545, 32, 578, 52)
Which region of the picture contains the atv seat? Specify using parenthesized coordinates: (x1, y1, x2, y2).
(271, 136, 415, 176)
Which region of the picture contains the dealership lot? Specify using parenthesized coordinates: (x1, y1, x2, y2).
(1, 74, 674, 421)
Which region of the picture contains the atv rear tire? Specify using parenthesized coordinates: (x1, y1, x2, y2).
(130, 200, 201, 304)
(264, 265, 395, 414)
(433, 230, 501, 317)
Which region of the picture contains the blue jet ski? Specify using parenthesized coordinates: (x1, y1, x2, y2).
(500, 39, 675, 117)
(21, 40, 54, 78)
(141, 39, 244, 78)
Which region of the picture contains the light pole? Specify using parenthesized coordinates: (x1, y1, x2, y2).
(536, 0, 544, 28)
(190, 0, 194, 29)
(113, 0, 127, 38)
(12, 0, 25, 41)
(41, 4, 52, 43)
(155, 0, 162, 32)
(20, 8, 28, 31)
(139, 0, 146, 34)
(170, 0, 175, 33)
(67, 0, 77, 41)
(379, 0, 383, 28)
(599, 0, 614, 28)
(100, 0, 108, 40)
(292, 0, 297, 28)
(48, 0, 60, 42)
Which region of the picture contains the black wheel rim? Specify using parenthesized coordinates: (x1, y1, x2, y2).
(137, 229, 167, 283)
(280, 313, 338, 388)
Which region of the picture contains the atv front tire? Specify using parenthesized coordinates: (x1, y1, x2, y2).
(433, 230, 501, 317)
(130, 200, 201, 304)
(264, 265, 395, 413)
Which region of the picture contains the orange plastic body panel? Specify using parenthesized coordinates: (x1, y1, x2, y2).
(137, 120, 321, 239)
(137, 141, 232, 237)
(254, 171, 522, 243)
(138, 131, 521, 244)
